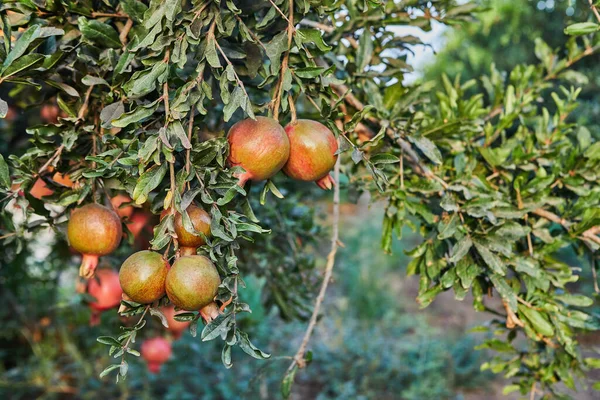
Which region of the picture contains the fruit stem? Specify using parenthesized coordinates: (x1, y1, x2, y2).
(199, 302, 221, 323)
(79, 254, 100, 279)
(180, 246, 197, 256)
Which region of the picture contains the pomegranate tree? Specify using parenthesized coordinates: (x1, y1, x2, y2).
(119, 251, 169, 304)
(165, 255, 221, 320)
(87, 269, 123, 326)
(141, 337, 172, 374)
(227, 116, 290, 186)
(284, 120, 338, 190)
(67, 204, 122, 279)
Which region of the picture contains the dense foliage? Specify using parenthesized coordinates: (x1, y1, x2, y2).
(1, 0, 600, 398)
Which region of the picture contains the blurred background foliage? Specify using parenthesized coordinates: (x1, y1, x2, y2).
(2, 0, 600, 398)
(425, 0, 600, 138)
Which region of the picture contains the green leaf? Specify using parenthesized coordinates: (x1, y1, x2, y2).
(238, 331, 270, 359)
(168, 121, 191, 149)
(133, 164, 167, 205)
(100, 101, 125, 128)
(0, 154, 10, 189)
(518, 304, 554, 337)
(489, 274, 517, 312)
(0, 98, 7, 119)
(97, 336, 122, 347)
(564, 22, 600, 36)
(99, 364, 121, 378)
(474, 241, 506, 275)
(369, 153, 400, 165)
(2, 24, 41, 70)
(449, 236, 472, 263)
(296, 28, 332, 52)
(1, 54, 44, 79)
(408, 135, 442, 165)
(281, 365, 297, 399)
(112, 101, 159, 128)
(357, 31, 373, 72)
(78, 17, 122, 49)
(126, 61, 168, 97)
(201, 313, 232, 341)
(82, 75, 109, 86)
(121, 0, 148, 23)
(265, 31, 288, 75)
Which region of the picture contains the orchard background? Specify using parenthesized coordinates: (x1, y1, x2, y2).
(2, 0, 600, 398)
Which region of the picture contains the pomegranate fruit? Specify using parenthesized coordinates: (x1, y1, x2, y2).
(171, 204, 211, 255)
(119, 250, 169, 304)
(141, 337, 172, 373)
(165, 255, 221, 314)
(283, 119, 338, 190)
(227, 116, 290, 186)
(87, 268, 123, 326)
(110, 194, 134, 219)
(40, 104, 59, 123)
(68, 203, 122, 279)
(161, 306, 191, 339)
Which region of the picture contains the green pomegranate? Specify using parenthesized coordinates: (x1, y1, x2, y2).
(283, 119, 338, 190)
(227, 116, 290, 186)
(165, 255, 221, 313)
(68, 203, 122, 279)
(119, 250, 169, 304)
(174, 204, 211, 255)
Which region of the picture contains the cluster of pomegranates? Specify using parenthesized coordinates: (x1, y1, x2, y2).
(227, 117, 338, 190)
(31, 114, 337, 374)
(67, 201, 220, 373)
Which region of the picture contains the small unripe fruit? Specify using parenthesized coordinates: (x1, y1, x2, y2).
(227, 116, 290, 186)
(173, 204, 211, 255)
(68, 204, 122, 279)
(141, 337, 172, 374)
(161, 306, 191, 339)
(166, 255, 221, 312)
(119, 250, 169, 304)
(87, 268, 123, 326)
(284, 119, 338, 190)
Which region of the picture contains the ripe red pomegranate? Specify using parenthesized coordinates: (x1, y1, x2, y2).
(173, 204, 211, 255)
(68, 204, 122, 279)
(161, 306, 191, 339)
(227, 116, 290, 186)
(119, 250, 169, 304)
(283, 120, 338, 190)
(165, 255, 221, 319)
(87, 268, 123, 326)
(110, 194, 134, 219)
(141, 337, 172, 373)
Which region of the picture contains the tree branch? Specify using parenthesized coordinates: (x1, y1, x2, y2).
(330, 83, 448, 189)
(532, 208, 600, 246)
(287, 150, 341, 372)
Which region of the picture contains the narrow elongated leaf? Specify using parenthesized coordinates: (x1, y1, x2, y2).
(133, 164, 167, 205)
(79, 18, 122, 49)
(2, 24, 41, 70)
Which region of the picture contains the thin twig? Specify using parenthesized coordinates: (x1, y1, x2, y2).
(36, 144, 64, 176)
(287, 151, 341, 372)
(589, 0, 600, 23)
(91, 12, 128, 18)
(119, 19, 133, 46)
(272, 0, 295, 121)
(288, 93, 297, 124)
(185, 111, 195, 175)
(77, 86, 94, 121)
(0, 232, 17, 240)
